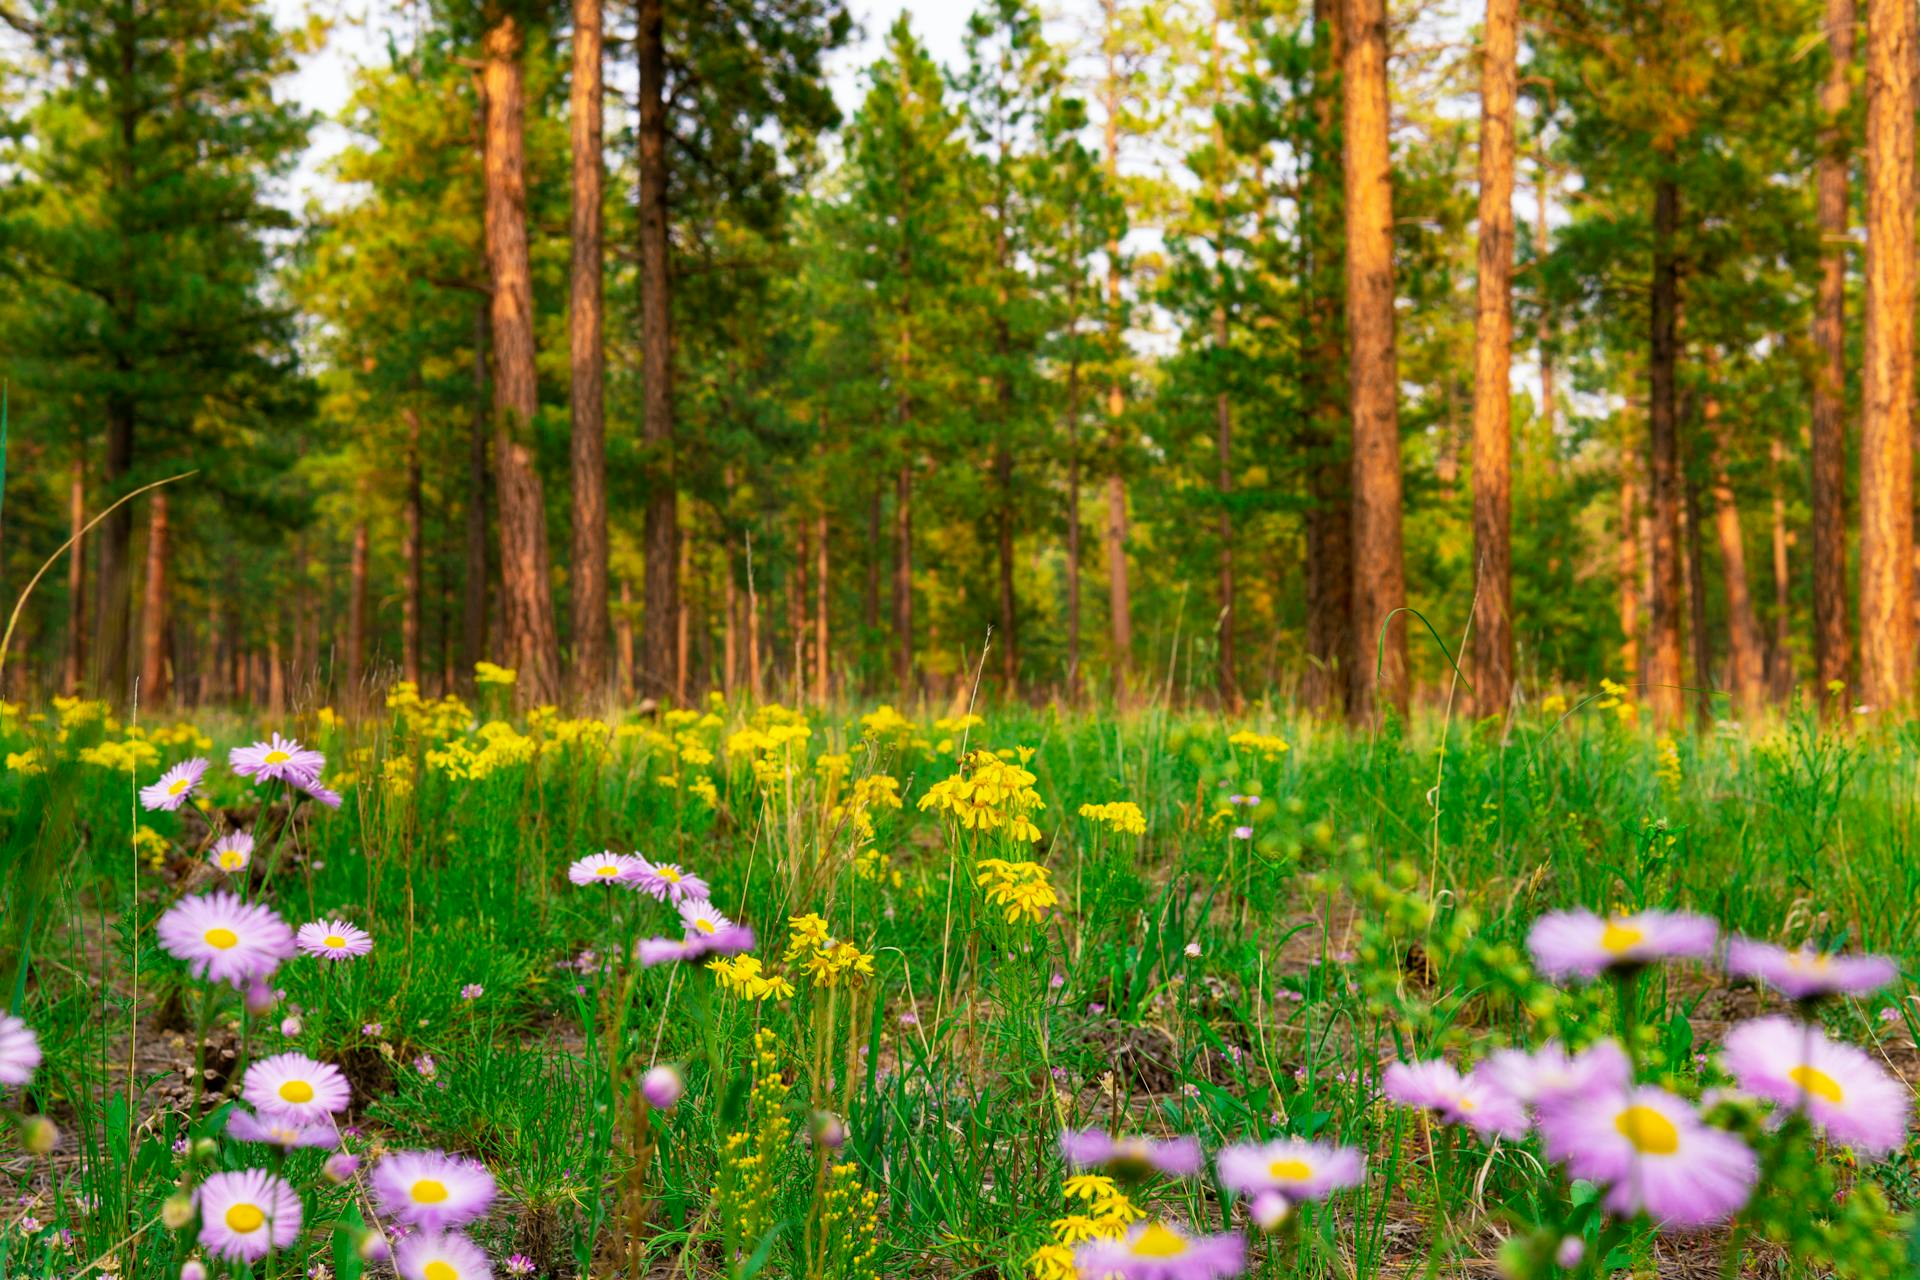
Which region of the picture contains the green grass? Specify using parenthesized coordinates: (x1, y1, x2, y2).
(0, 688, 1915, 1278)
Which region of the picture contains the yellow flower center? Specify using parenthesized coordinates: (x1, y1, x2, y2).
(219, 852, 244, 870)
(1613, 1105, 1680, 1155)
(693, 918, 717, 935)
(1788, 1064, 1845, 1104)
(278, 1080, 315, 1104)
(1267, 1158, 1314, 1182)
(224, 1203, 265, 1233)
(411, 1179, 449, 1203)
(425, 1263, 458, 1280)
(659, 866, 682, 882)
(595, 865, 619, 877)
(264, 750, 291, 765)
(1599, 921, 1645, 954)
(1131, 1223, 1190, 1259)
(205, 927, 239, 950)
(168, 778, 190, 795)
(324, 934, 346, 949)
(1786, 951, 1832, 972)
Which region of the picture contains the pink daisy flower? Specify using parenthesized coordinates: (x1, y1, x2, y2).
(1381, 1059, 1528, 1140)
(372, 1150, 496, 1231)
(196, 1168, 302, 1261)
(140, 758, 208, 812)
(297, 918, 373, 962)
(241, 1052, 351, 1123)
(624, 856, 710, 904)
(227, 1108, 338, 1150)
(1527, 908, 1717, 980)
(568, 852, 641, 886)
(1725, 937, 1899, 1001)
(637, 901, 756, 966)
(0, 1015, 41, 1087)
(1059, 1129, 1204, 1179)
(395, 1230, 493, 1280)
(229, 734, 326, 786)
(1073, 1221, 1245, 1279)
(1537, 1085, 1756, 1228)
(156, 892, 295, 988)
(1215, 1138, 1363, 1201)
(1478, 1039, 1632, 1111)
(1720, 1016, 1911, 1154)
(208, 832, 254, 874)
(305, 779, 344, 809)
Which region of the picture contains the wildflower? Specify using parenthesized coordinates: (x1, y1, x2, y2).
(324, 1153, 360, 1183)
(242, 1052, 351, 1123)
(1720, 1016, 1910, 1154)
(637, 899, 757, 966)
(296, 918, 373, 962)
(1247, 1192, 1290, 1232)
(1078, 801, 1147, 836)
(245, 979, 277, 1016)
(624, 856, 710, 904)
(226, 1108, 338, 1150)
(1477, 1039, 1631, 1111)
(1555, 1237, 1584, 1268)
(1725, 937, 1898, 1002)
(394, 1230, 492, 1280)
(196, 1169, 302, 1262)
(474, 660, 517, 686)
(230, 734, 326, 786)
(1183, 942, 1201, 959)
(643, 1065, 684, 1109)
(182, 1262, 207, 1280)
(363, 1022, 384, 1037)
(1074, 1221, 1245, 1280)
(372, 1150, 496, 1231)
(976, 859, 1060, 924)
(1215, 1139, 1364, 1201)
(306, 780, 344, 808)
(1231, 826, 1252, 842)
(1537, 1084, 1756, 1228)
(460, 983, 483, 1000)
(1526, 907, 1717, 980)
(415, 1054, 437, 1077)
(1381, 1059, 1528, 1140)
(567, 852, 641, 886)
(1063, 1174, 1119, 1202)
(505, 1255, 536, 1277)
(357, 1230, 392, 1262)
(156, 892, 295, 987)
(22, 1115, 56, 1155)
(208, 832, 254, 874)
(0, 1015, 41, 1087)
(1059, 1130, 1203, 1180)
(1030, 1242, 1076, 1280)
(140, 758, 208, 812)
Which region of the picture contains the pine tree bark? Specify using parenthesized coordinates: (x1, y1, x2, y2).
(95, 397, 134, 699)
(1304, 0, 1352, 716)
(814, 508, 830, 704)
(1769, 437, 1795, 697)
(1861, 0, 1915, 710)
(347, 517, 369, 701)
(1343, 0, 1408, 720)
(1682, 463, 1713, 726)
(482, 10, 563, 707)
(138, 492, 169, 705)
(1065, 281, 1085, 704)
(1101, 9, 1134, 701)
(569, 0, 609, 701)
(1469, 0, 1517, 719)
(463, 303, 490, 685)
(1619, 449, 1641, 678)
(403, 408, 424, 687)
(65, 455, 86, 694)
(616, 579, 636, 700)
(1705, 388, 1764, 716)
(1644, 176, 1685, 727)
(1812, 0, 1855, 701)
(637, 0, 679, 700)
(895, 463, 914, 700)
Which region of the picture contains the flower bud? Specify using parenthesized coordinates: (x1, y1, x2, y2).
(280, 1016, 301, 1037)
(641, 1065, 684, 1110)
(181, 1261, 207, 1280)
(357, 1230, 391, 1263)
(21, 1115, 56, 1155)
(808, 1110, 847, 1151)
(323, 1153, 360, 1184)
(161, 1193, 196, 1229)
(191, 1137, 219, 1162)
(1555, 1236, 1584, 1269)
(244, 981, 275, 1017)
(1249, 1191, 1292, 1232)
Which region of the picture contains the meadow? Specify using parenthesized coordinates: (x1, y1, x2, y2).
(1, 680, 1917, 1279)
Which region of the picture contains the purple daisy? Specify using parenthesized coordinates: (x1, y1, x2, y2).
(1381, 1059, 1528, 1141)
(241, 1052, 351, 1123)
(1720, 1015, 1911, 1154)
(1526, 908, 1717, 980)
(1537, 1084, 1756, 1228)
(0, 1015, 42, 1087)
(156, 892, 295, 988)
(196, 1169, 302, 1261)
(623, 855, 711, 904)
(229, 734, 326, 786)
(372, 1150, 496, 1232)
(1478, 1039, 1631, 1111)
(208, 831, 254, 874)
(140, 758, 208, 812)
(1058, 1129, 1204, 1179)
(1073, 1221, 1245, 1280)
(568, 852, 642, 886)
(1215, 1138, 1363, 1201)
(296, 918, 373, 962)
(394, 1230, 492, 1280)
(1725, 937, 1899, 1001)
(226, 1108, 338, 1150)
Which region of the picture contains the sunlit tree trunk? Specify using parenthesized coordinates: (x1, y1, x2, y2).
(814, 507, 830, 705)
(65, 455, 86, 694)
(1812, 0, 1855, 701)
(1619, 455, 1641, 678)
(1100, 6, 1133, 702)
(96, 396, 134, 699)
(616, 579, 636, 701)
(569, 0, 609, 701)
(346, 516, 369, 701)
(1682, 459, 1713, 727)
(1065, 286, 1085, 704)
(1705, 388, 1764, 717)
(1769, 437, 1795, 697)
(463, 303, 490, 686)
(637, 0, 679, 700)
(138, 493, 169, 705)
(403, 408, 424, 686)
(1644, 176, 1685, 727)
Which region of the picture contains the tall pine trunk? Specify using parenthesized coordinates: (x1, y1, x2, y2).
(1812, 0, 1855, 700)
(814, 508, 830, 704)
(1619, 451, 1641, 678)
(1682, 463, 1713, 727)
(96, 397, 134, 699)
(482, 10, 563, 707)
(1343, 0, 1408, 719)
(894, 463, 913, 701)
(1770, 436, 1795, 697)
(1705, 387, 1764, 715)
(1100, 11, 1133, 701)
(617, 579, 636, 700)
(463, 303, 490, 685)
(1469, 0, 1518, 719)
(1065, 281, 1085, 703)
(403, 409, 424, 686)
(638, 0, 679, 700)
(1861, 0, 1915, 709)
(569, 0, 609, 701)
(65, 455, 86, 693)
(1208, 4, 1237, 710)
(347, 516, 369, 701)
(1644, 176, 1685, 727)
(138, 492, 169, 705)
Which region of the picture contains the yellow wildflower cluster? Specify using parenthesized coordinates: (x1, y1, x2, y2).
(473, 661, 517, 686)
(933, 712, 983, 736)
(819, 1161, 884, 1280)
(917, 749, 1045, 841)
(832, 772, 903, 843)
(1028, 1175, 1142, 1280)
(133, 825, 170, 871)
(425, 720, 538, 780)
(78, 736, 161, 773)
(785, 915, 877, 989)
(6, 748, 43, 775)
(1654, 736, 1682, 788)
(727, 704, 814, 760)
(1539, 693, 1569, 717)
(382, 754, 416, 796)
(1226, 730, 1290, 760)
(853, 850, 897, 884)
(147, 722, 212, 751)
(52, 696, 110, 729)
(385, 682, 475, 739)
(1077, 801, 1146, 836)
(709, 954, 796, 1002)
(687, 775, 719, 808)
(858, 704, 914, 739)
(1594, 678, 1639, 726)
(976, 859, 1059, 925)
(714, 1030, 794, 1254)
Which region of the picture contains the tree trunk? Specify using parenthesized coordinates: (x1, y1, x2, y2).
(723, 534, 739, 699)
(1343, 0, 1408, 720)
(616, 579, 636, 701)
(894, 464, 914, 700)
(676, 524, 691, 703)
(996, 437, 1018, 696)
(463, 302, 490, 685)
(1644, 176, 1685, 727)
(569, 0, 609, 701)
(1705, 387, 1764, 716)
(747, 538, 763, 702)
(1619, 453, 1641, 678)
(347, 517, 369, 701)
(1304, 0, 1352, 716)
(814, 507, 830, 704)
(1536, 161, 1556, 462)
(1812, 0, 1855, 702)
(65, 454, 86, 694)
(1861, 0, 1915, 710)
(1101, 14, 1133, 701)
(138, 492, 169, 706)
(268, 635, 285, 714)
(1469, 0, 1517, 719)
(1770, 436, 1795, 698)
(637, 0, 679, 700)
(1207, 4, 1237, 712)
(95, 397, 134, 700)
(1682, 463, 1713, 727)
(403, 408, 424, 686)
(1065, 332, 1084, 703)
(482, 11, 563, 708)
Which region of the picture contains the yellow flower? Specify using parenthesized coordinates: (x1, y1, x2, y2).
(1539, 693, 1568, 716)
(1227, 729, 1290, 760)
(1062, 1174, 1118, 1202)
(859, 704, 914, 739)
(6, 749, 43, 775)
(1027, 1244, 1075, 1280)
(474, 660, 518, 686)
(1077, 801, 1146, 836)
(1048, 1215, 1106, 1245)
(975, 859, 1059, 925)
